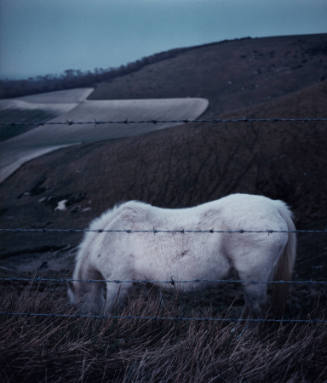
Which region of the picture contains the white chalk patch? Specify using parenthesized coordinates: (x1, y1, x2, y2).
(55, 200, 68, 211)
(0, 99, 78, 114)
(18, 88, 94, 104)
(0, 93, 209, 183)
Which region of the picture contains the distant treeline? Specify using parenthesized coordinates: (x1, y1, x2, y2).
(0, 47, 191, 99)
(0, 38, 252, 99)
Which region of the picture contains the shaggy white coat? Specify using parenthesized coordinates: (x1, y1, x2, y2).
(68, 194, 296, 315)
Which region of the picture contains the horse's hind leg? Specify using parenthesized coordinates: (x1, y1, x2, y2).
(231, 242, 280, 317)
(234, 259, 270, 317)
(242, 281, 268, 317)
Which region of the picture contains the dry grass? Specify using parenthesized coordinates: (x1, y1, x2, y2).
(1, 277, 326, 383)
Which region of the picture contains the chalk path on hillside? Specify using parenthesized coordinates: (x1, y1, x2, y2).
(0, 97, 208, 183)
(0, 88, 94, 115)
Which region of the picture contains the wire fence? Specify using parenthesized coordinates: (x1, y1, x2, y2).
(0, 227, 326, 234)
(1, 225, 327, 325)
(1, 276, 327, 286)
(1, 272, 327, 324)
(1, 117, 327, 127)
(0, 311, 326, 324)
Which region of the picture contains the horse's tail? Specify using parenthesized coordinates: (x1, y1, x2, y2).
(271, 201, 297, 315)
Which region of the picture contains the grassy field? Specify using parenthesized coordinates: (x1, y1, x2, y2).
(1, 270, 326, 382)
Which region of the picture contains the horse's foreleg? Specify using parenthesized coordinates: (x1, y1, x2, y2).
(71, 279, 106, 315)
(104, 283, 131, 314)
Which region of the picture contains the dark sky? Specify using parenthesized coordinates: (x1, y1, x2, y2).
(0, 0, 326, 79)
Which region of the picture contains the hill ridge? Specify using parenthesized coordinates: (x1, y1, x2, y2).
(90, 33, 327, 118)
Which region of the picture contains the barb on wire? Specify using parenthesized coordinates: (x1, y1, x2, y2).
(1, 117, 327, 127)
(0, 311, 326, 324)
(1, 276, 327, 285)
(0, 227, 326, 234)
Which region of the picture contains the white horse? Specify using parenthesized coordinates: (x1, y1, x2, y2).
(68, 194, 296, 316)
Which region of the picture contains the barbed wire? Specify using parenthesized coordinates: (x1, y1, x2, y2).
(1, 276, 327, 285)
(0, 310, 326, 324)
(0, 227, 326, 234)
(1, 117, 327, 127)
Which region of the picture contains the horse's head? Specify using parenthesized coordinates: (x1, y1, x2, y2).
(67, 279, 106, 314)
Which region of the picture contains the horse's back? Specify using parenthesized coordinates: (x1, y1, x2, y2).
(216, 194, 290, 230)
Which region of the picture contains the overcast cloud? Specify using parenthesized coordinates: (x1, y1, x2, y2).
(0, 0, 326, 79)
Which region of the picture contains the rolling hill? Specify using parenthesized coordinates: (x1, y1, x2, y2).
(1, 79, 327, 279)
(90, 34, 327, 116)
(0, 34, 327, 280)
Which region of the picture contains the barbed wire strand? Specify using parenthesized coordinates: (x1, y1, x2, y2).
(1, 276, 327, 286)
(0, 227, 326, 233)
(0, 311, 326, 324)
(1, 117, 327, 127)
